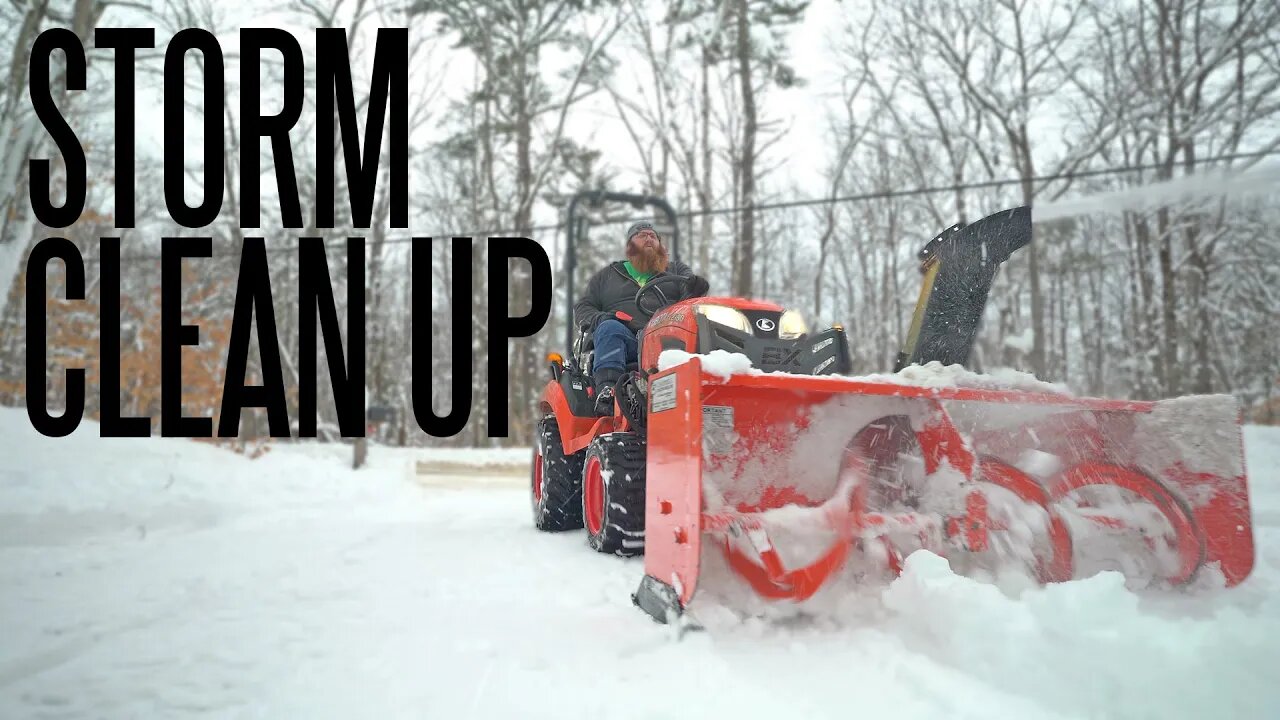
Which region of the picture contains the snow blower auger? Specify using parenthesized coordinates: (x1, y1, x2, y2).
(531, 196, 1254, 626)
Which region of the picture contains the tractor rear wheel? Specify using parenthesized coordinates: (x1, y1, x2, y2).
(582, 433, 647, 556)
(532, 415, 585, 531)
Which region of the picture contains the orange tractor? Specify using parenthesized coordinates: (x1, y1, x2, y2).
(532, 192, 1254, 624)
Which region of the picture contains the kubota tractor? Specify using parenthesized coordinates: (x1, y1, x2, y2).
(532, 192, 1255, 625)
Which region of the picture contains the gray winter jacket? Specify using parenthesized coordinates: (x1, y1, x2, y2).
(573, 259, 695, 334)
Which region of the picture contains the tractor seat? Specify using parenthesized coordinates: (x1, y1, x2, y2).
(574, 326, 643, 379)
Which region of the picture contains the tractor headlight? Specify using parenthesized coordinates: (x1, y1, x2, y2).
(778, 309, 808, 339)
(696, 304, 752, 333)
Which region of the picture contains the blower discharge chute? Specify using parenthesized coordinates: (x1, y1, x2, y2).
(531, 194, 1254, 624)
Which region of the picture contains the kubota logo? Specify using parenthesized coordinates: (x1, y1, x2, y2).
(756, 318, 776, 332)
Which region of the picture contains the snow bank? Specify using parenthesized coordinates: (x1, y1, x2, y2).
(0, 412, 397, 523)
(882, 551, 1280, 719)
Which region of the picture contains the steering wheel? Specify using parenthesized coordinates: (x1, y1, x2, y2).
(633, 273, 694, 324)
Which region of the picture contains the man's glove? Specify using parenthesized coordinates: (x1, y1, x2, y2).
(682, 275, 710, 299)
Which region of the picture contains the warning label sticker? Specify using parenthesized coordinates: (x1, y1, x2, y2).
(650, 375, 677, 413)
(702, 405, 735, 455)
(702, 405, 734, 429)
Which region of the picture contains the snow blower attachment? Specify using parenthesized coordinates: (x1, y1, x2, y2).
(631, 206, 1254, 625)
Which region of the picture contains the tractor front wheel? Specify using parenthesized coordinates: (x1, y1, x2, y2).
(582, 433, 647, 556)
(532, 415, 585, 531)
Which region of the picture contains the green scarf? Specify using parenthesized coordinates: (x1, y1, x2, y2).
(622, 260, 655, 286)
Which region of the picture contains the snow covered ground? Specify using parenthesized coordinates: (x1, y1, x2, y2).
(1, 407, 1278, 719)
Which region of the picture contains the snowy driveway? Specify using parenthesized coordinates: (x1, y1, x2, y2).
(2, 411, 1278, 719)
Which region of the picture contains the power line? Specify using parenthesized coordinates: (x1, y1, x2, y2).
(63, 148, 1280, 266)
(698, 149, 1280, 218)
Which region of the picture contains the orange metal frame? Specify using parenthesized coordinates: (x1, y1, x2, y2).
(539, 378, 628, 455)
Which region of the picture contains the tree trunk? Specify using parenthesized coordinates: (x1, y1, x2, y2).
(732, 0, 756, 297)
(1019, 149, 1046, 379)
(508, 44, 536, 446)
(1156, 206, 1179, 396)
(699, 50, 712, 275)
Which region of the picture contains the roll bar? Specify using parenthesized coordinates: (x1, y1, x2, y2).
(562, 191, 681, 354)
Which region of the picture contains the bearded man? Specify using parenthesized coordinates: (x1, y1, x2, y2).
(572, 221, 707, 415)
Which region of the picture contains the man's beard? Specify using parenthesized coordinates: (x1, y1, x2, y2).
(628, 242, 669, 274)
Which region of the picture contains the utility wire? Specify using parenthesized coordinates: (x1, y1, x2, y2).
(58, 148, 1280, 266)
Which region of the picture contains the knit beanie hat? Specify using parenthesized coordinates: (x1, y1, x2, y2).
(625, 220, 660, 244)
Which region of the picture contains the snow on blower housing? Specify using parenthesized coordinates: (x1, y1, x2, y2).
(530, 191, 1254, 626)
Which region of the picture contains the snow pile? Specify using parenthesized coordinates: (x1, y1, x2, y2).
(657, 348, 760, 379)
(0, 419, 404, 526)
(855, 361, 1072, 395)
(1134, 394, 1246, 479)
(882, 551, 1280, 719)
(657, 348, 1070, 395)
